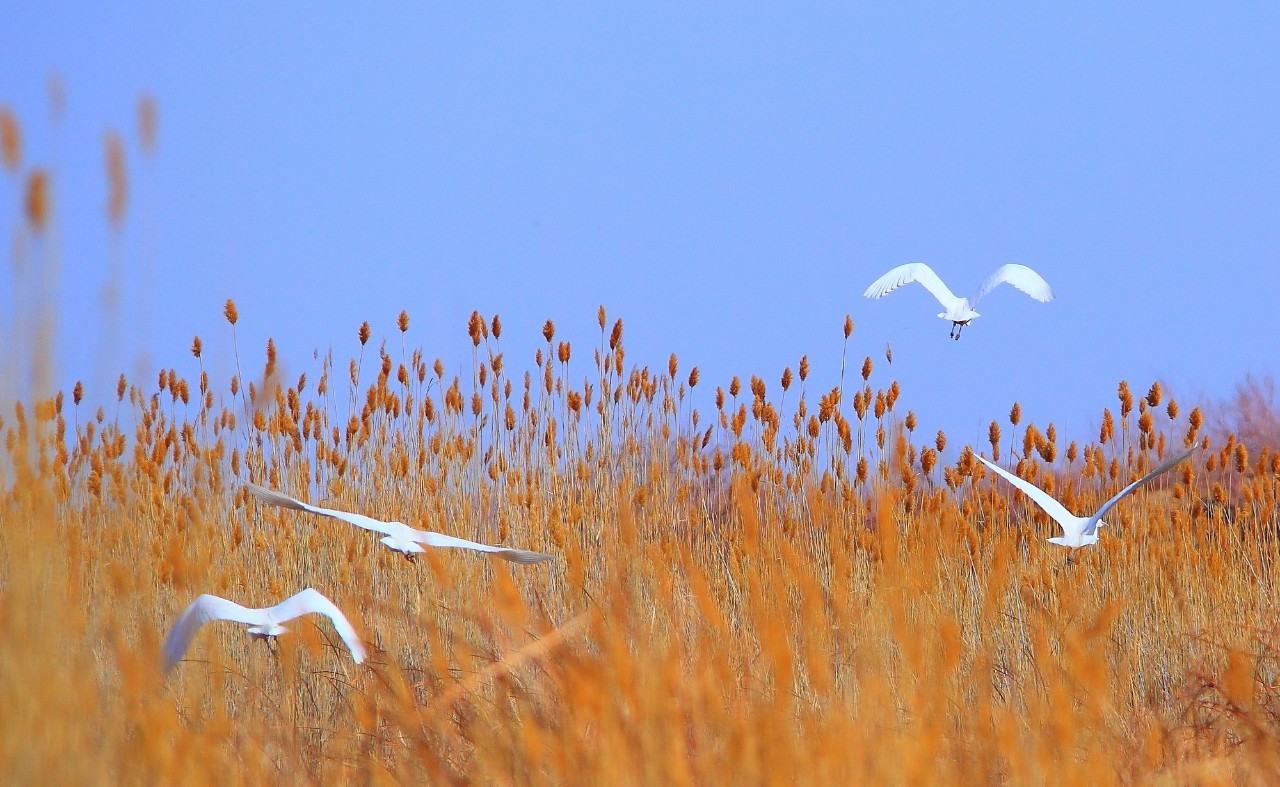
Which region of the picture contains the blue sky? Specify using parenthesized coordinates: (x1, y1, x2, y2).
(2, 4, 1277, 448)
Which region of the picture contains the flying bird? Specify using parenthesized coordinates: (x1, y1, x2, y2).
(163, 588, 366, 672)
(863, 263, 1054, 339)
(976, 448, 1194, 550)
(247, 483, 554, 564)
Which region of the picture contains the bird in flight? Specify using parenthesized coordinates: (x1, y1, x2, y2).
(247, 483, 554, 564)
(863, 263, 1054, 339)
(976, 448, 1194, 551)
(163, 588, 366, 672)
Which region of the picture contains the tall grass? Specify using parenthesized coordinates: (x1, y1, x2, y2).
(2, 302, 1279, 783)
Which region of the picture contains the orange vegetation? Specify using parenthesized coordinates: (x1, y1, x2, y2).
(2, 302, 1280, 784)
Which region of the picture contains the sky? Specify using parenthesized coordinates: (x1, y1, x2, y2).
(1, 4, 1277, 449)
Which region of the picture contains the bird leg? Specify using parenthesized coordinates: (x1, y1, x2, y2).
(402, 552, 417, 564)
(250, 632, 281, 661)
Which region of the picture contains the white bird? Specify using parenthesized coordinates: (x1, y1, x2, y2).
(163, 588, 366, 672)
(976, 448, 1194, 550)
(247, 483, 554, 564)
(863, 263, 1054, 339)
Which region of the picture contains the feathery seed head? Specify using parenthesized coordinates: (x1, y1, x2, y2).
(853, 391, 868, 420)
(137, 94, 158, 155)
(1146, 381, 1162, 408)
(817, 395, 833, 424)
(104, 131, 127, 226)
(1118, 380, 1134, 418)
(224, 299, 239, 325)
(843, 315, 854, 339)
(24, 169, 50, 232)
(0, 106, 19, 172)
(397, 310, 409, 333)
(861, 357, 873, 382)
(1139, 410, 1154, 436)
(542, 320, 556, 343)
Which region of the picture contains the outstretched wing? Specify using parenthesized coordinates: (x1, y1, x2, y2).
(863, 263, 960, 309)
(271, 589, 367, 664)
(247, 483, 392, 536)
(976, 455, 1078, 535)
(406, 528, 555, 564)
(1085, 448, 1195, 535)
(972, 264, 1054, 305)
(163, 594, 265, 672)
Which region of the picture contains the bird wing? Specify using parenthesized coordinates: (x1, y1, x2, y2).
(406, 527, 555, 564)
(247, 483, 392, 536)
(976, 455, 1078, 536)
(163, 594, 266, 672)
(270, 589, 367, 663)
(1084, 448, 1195, 536)
(971, 264, 1054, 305)
(863, 263, 960, 309)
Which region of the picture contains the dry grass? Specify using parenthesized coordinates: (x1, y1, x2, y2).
(1, 303, 1279, 785)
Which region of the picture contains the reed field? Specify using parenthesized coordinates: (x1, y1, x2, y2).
(3, 104, 1280, 785)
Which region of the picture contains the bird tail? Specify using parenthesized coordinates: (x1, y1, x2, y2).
(246, 482, 311, 513)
